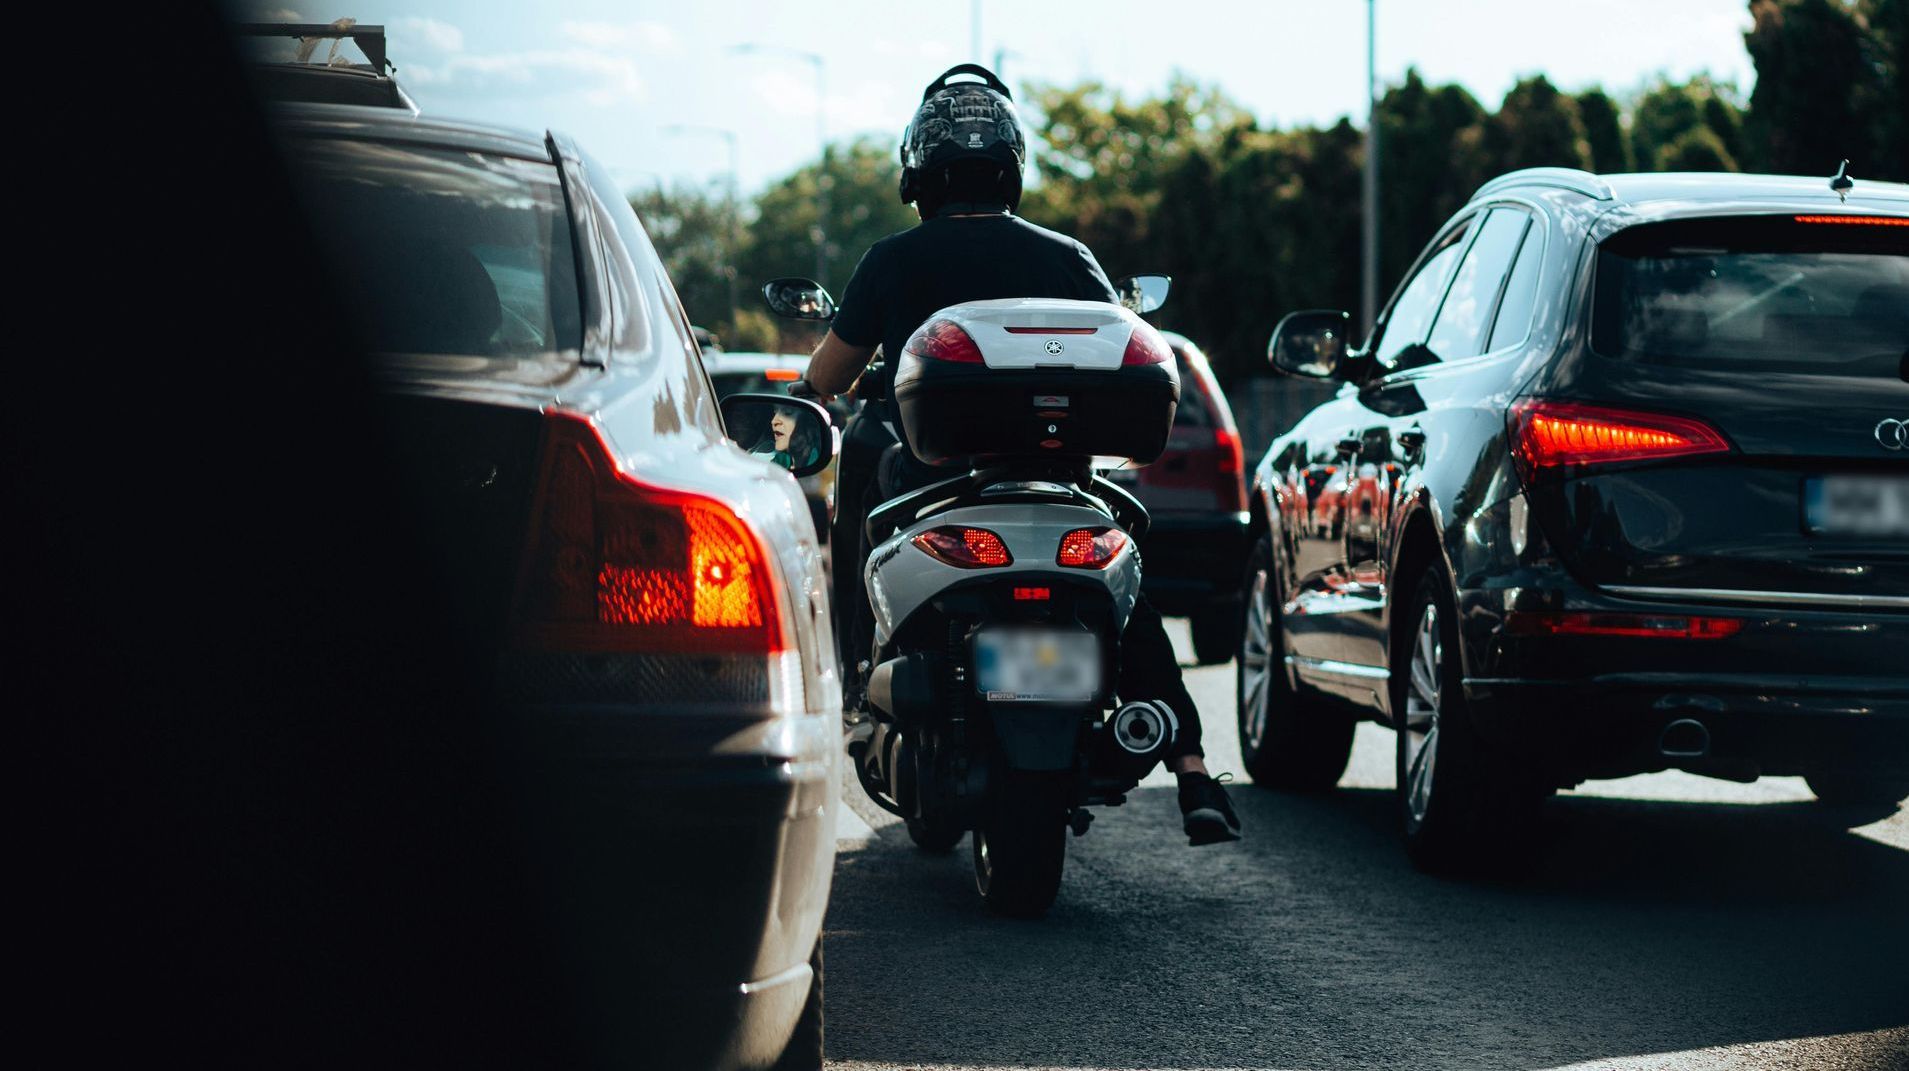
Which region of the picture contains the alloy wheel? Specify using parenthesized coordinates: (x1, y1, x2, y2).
(1239, 565, 1273, 750)
(1402, 600, 1442, 830)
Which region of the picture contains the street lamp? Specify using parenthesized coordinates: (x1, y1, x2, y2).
(729, 43, 828, 287)
(663, 124, 741, 326)
(1361, 0, 1381, 338)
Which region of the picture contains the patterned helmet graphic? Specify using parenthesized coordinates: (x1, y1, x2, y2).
(899, 65, 1026, 179)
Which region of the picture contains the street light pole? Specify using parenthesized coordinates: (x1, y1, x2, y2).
(729, 43, 829, 287)
(1361, 0, 1380, 338)
(662, 124, 741, 326)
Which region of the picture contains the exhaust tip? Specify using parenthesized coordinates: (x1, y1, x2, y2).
(1659, 718, 1710, 759)
(1112, 701, 1173, 755)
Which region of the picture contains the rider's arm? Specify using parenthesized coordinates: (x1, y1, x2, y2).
(807, 331, 877, 399)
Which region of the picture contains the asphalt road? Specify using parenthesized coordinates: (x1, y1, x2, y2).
(826, 621, 1909, 1071)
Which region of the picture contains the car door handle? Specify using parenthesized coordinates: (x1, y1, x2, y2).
(1335, 437, 1360, 458)
(1397, 427, 1426, 453)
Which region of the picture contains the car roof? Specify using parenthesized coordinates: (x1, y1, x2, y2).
(269, 101, 554, 162)
(703, 352, 811, 374)
(1470, 167, 1909, 237)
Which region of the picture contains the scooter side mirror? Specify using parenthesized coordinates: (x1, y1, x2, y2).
(1113, 274, 1171, 315)
(762, 278, 837, 321)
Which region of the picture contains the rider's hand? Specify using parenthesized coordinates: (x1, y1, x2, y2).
(788, 378, 834, 404)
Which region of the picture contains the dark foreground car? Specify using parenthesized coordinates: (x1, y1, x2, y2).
(271, 71, 841, 1068)
(1108, 331, 1249, 664)
(1241, 166, 1909, 869)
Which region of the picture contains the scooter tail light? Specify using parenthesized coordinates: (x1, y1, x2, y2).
(912, 526, 1012, 568)
(904, 318, 984, 364)
(1122, 321, 1172, 366)
(1509, 399, 1730, 484)
(1056, 526, 1128, 568)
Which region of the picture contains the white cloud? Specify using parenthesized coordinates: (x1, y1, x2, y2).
(390, 16, 464, 55)
(404, 48, 646, 104)
(558, 20, 678, 52)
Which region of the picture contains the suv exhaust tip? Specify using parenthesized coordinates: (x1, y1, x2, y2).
(1659, 718, 1711, 759)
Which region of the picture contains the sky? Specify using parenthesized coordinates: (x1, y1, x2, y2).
(238, 1, 1758, 197)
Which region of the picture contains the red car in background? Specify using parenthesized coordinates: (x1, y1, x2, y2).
(1107, 331, 1250, 664)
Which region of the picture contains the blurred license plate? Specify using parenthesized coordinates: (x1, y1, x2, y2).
(973, 630, 1100, 703)
(1805, 475, 1909, 537)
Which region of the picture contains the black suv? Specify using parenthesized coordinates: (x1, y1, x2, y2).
(1240, 167, 1908, 869)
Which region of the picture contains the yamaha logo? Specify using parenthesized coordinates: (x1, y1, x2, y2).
(1878, 418, 1908, 451)
(1044, 340, 1065, 355)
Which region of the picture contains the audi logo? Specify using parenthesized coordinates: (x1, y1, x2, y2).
(1878, 418, 1909, 451)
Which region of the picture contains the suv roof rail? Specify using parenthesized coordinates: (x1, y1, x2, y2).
(1471, 167, 1614, 203)
(235, 20, 392, 74)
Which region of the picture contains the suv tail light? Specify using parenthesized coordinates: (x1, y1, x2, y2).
(1057, 526, 1129, 568)
(905, 319, 984, 364)
(512, 410, 786, 654)
(1506, 611, 1743, 640)
(1122, 322, 1172, 366)
(913, 526, 1012, 567)
(1509, 399, 1730, 484)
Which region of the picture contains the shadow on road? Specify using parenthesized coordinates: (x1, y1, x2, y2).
(826, 785, 1909, 1069)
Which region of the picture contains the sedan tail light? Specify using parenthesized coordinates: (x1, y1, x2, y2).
(511, 410, 787, 654)
(1509, 399, 1730, 484)
(1056, 526, 1129, 568)
(913, 526, 1012, 567)
(1122, 321, 1173, 366)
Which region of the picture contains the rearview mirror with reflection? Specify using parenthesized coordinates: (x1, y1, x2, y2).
(720, 394, 838, 478)
(1268, 309, 1352, 379)
(1113, 273, 1172, 315)
(762, 278, 837, 321)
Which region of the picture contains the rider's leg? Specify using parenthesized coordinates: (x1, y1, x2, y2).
(1116, 595, 1240, 844)
(832, 411, 894, 694)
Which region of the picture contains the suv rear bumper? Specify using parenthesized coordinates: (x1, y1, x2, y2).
(1455, 584, 1909, 786)
(1137, 511, 1248, 615)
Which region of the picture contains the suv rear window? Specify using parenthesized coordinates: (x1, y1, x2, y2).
(287, 137, 582, 357)
(1591, 216, 1906, 376)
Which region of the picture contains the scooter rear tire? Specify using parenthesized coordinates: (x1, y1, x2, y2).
(972, 772, 1068, 917)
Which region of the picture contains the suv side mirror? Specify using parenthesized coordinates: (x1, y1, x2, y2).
(1268, 310, 1352, 379)
(1113, 274, 1171, 315)
(720, 394, 838, 478)
(762, 278, 837, 321)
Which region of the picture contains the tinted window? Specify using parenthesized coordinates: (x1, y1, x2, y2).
(1592, 216, 1907, 376)
(1426, 208, 1529, 361)
(1374, 219, 1473, 365)
(1487, 224, 1545, 352)
(287, 137, 580, 356)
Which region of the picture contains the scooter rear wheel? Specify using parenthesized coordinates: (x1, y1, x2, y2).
(905, 817, 965, 854)
(972, 772, 1068, 917)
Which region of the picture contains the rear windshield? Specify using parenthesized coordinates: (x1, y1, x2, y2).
(1171, 350, 1212, 427)
(1591, 216, 1906, 376)
(286, 136, 582, 357)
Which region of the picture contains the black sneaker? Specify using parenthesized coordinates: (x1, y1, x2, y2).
(1179, 772, 1242, 846)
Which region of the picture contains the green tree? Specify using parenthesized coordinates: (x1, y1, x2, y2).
(738, 135, 918, 297)
(1744, 0, 1884, 174)
(1631, 75, 1744, 172)
(1576, 88, 1632, 172)
(630, 182, 740, 335)
(1483, 76, 1592, 174)
(1858, 0, 1908, 178)
(1375, 70, 1491, 282)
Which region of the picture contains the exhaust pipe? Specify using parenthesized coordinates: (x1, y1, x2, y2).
(1658, 718, 1710, 759)
(1091, 701, 1180, 782)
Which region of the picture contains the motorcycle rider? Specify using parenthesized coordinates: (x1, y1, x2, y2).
(802, 64, 1241, 846)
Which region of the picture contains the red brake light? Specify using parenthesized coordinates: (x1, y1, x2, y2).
(912, 526, 1012, 568)
(1056, 526, 1129, 568)
(905, 319, 984, 364)
(512, 410, 786, 654)
(1506, 612, 1743, 640)
(1122, 322, 1172, 366)
(1793, 215, 1908, 226)
(1013, 586, 1051, 601)
(1509, 399, 1729, 483)
(1004, 326, 1096, 334)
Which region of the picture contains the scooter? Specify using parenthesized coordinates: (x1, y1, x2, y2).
(765, 275, 1180, 916)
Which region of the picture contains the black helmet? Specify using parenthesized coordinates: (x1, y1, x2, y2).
(899, 64, 1026, 211)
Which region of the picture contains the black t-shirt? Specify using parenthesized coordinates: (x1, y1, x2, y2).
(831, 213, 1118, 412)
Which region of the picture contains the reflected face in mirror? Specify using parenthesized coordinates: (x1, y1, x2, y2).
(1114, 274, 1172, 315)
(768, 407, 797, 455)
(721, 393, 836, 476)
(763, 278, 838, 321)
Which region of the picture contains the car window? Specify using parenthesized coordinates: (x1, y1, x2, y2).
(1373, 219, 1474, 365)
(1172, 352, 1212, 427)
(1486, 223, 1545, 352)
(286, 137, 581, 357)
(1426, 208, 1530, 362)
